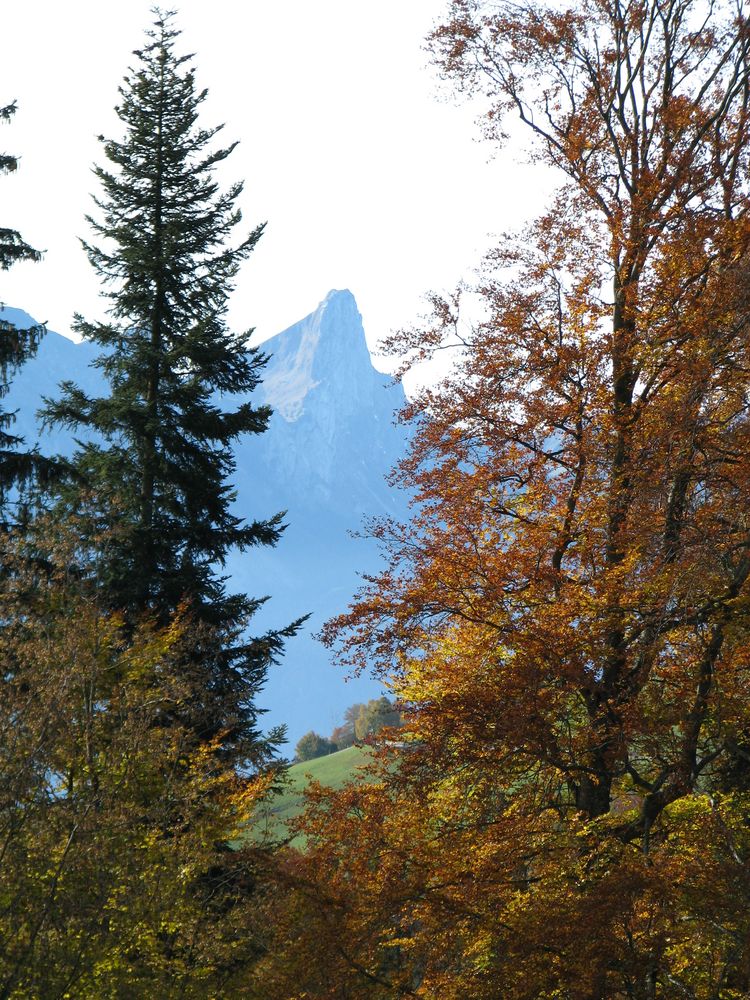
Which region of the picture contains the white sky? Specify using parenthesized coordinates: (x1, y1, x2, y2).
(3, 0, 554, 366)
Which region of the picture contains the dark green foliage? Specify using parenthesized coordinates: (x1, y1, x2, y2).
(0, 102, 56, 523)
(295, 731, 338, 763)
(43, 12, 298, 766)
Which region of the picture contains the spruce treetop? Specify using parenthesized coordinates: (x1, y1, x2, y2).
(44, 10, 299, 762)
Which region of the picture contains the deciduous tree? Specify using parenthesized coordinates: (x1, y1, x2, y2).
(295, 730, 337, 762)
(0, 522, 276, 997)
(283, 1, 750, 995)
(354, 696, 401, 741)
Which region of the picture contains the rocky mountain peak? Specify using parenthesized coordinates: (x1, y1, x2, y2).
(259, 289, 378, 422)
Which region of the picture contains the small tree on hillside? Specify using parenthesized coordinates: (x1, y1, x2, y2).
(328, 702, 366, 749)
(343, 703, 366, 731)
(330, 723, 356, 750)
(295, 731, 337, 763)
(354, 697, 401, 741)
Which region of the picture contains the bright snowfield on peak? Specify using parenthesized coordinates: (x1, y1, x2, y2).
(2, 292, 407, 746)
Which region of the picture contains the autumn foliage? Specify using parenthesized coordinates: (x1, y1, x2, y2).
(266, 1, 750, 996)
(0, 526, 278, 997)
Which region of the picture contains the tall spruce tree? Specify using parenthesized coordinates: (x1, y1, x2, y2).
(0, 102, 50, 522)
(44, 12, 295, 764)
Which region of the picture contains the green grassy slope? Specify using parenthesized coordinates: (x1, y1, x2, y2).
(252, 745, 373, 846)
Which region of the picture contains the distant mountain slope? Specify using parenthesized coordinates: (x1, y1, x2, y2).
(1, 292, 409, 746)
(0, 308, 102, 453)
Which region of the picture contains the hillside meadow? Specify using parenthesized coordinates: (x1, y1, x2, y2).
(252, 746, 374, 847)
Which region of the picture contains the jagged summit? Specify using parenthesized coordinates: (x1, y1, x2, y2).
(259, 289, 376, 423)
(247, 290, 407, 515)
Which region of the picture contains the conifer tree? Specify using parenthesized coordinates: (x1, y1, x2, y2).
(44, 12, 295, 764)
(0, 102, 50, 521)
(0, 103, 40, 273)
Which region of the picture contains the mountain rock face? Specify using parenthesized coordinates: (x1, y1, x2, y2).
(2, 291, 409, 747)
(249, 289, 407, 518)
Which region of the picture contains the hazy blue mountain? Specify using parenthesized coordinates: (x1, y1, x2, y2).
(2, 291, 409, 748)
(1, 307, 103, 453)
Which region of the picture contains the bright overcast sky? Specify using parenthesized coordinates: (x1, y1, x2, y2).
(3, 0, 554, 365)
